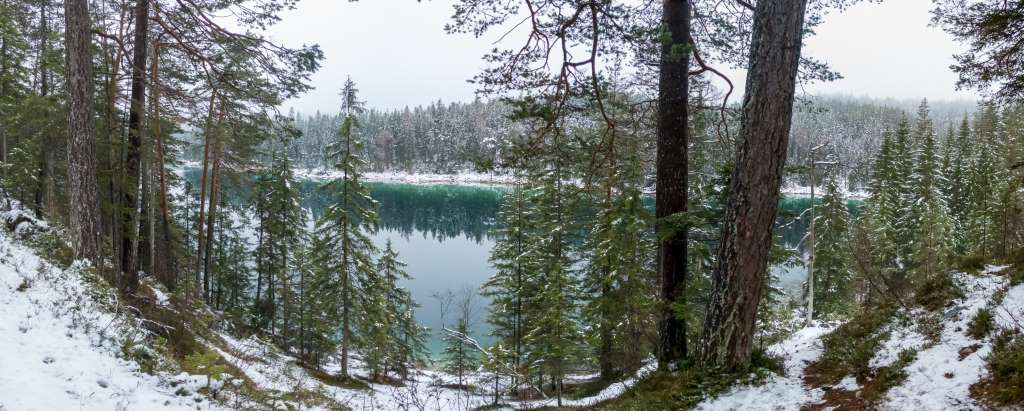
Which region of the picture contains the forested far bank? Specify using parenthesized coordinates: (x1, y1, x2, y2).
(200, 96, 979, 191)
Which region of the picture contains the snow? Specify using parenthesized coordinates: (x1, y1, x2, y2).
(835, 376, 860, 391)
(881, 272, 1007, 410)
(695, 323, 835, 411)
(995, 282, 1024, 329)
(296, 167, 516, 187)
(870, 310, 930, 369)
(211, 325, 659, 410)
(693, 267, 1024, 411)
(780, 182, 870, 200)
(0, 212, 225, 410)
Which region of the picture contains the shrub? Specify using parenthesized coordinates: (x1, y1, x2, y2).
(985, 330, 1024, 405)
(914, 273, 963, 311)
(812, 306, 896, 383)
(957, 254, 987, 272)
(967, 308, 995, 340)
(185, 349, 229, 389)
(875, 349, 916, 390)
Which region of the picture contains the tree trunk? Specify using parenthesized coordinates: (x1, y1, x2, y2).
(700, 0, 808, 371)
(150, 41, 175, 289)
(65, 0, 103, 263)
(121, 0, 150, 294)
(656, 0, 691, 366)
(194, 93, 217, 296)
(203, 136, 223, 302)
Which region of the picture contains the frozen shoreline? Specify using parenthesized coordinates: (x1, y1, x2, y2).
(185, 162, 870, 198)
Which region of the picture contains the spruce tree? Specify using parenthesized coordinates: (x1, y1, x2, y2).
(315, 78, 379, 379)
(890, 115, 916, 268)
(482, 179, 535, 391)
(581, 126, 656, 379)
(966, 104, 1001, 256)
(947, 116, 974, 244)
(523, 140, 582, 406)
(299, 230, 341, 368)
(909, 110, 954, 282)
(860, 130, 901, 300)
(809, 173, 855, 318)
(210, 200, 251, 316)
(253, 147, 307, 343)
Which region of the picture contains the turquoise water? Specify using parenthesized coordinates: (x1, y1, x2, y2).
(186, 168, 860, 355)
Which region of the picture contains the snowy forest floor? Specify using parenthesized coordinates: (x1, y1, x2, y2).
(1, 196, 1022, 410)
(599, 265, 1024, 411)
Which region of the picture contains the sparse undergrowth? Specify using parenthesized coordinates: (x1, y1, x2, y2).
(806, 305, 897, 385)
(580, 351, 784, 410)
(967, 308, 994, 339)
(972, 330, 1024, 407)
(3, 211, 349, 410)
(914, 273, 964, 311)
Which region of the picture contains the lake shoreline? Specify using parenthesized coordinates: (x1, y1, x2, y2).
(296, 166, 871, 199)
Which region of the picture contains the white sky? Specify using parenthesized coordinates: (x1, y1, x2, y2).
(269, 0, 978, 113)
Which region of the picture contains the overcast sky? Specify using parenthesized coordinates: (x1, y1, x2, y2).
(269, 0, 978, 114)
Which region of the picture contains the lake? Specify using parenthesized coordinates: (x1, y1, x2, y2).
(188, 169, 860, 356)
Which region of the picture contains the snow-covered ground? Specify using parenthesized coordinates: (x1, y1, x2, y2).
(696, 266, 1024, 411)
(296, 167, 517, 187)
(212, 326, 658, 410)
(695, 323, 835, 410)
(780, 182, 870, 199)
(881, 268, 1016, 410)
(0, 208, 225, 411)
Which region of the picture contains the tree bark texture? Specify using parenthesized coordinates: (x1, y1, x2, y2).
(700, 0, 808, 370)
(656, 0, 691, 366)
(121, 0, 150, 294)
(64, 0, 103, 263)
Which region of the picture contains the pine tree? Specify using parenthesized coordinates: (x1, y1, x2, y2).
(315, 78, 379, 379)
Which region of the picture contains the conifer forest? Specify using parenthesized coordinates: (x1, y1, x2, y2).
(0, 0, 1023, 410)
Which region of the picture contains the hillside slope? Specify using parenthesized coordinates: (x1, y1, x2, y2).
(0, 208, 224, 410)
(693, 267, 1024, 411)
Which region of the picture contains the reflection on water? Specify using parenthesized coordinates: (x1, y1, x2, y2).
(186, 168, 860, 355)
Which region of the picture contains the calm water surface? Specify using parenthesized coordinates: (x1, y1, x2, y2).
(189, 169, 859, 355)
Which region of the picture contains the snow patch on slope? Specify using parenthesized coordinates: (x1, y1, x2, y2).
(881, 272, 1008, 410)
(695, 323, 834, 411)
(870, 310, 930, 369)
(0, 212, 225, 410)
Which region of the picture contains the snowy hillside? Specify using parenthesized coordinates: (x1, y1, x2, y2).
(0, 208, 224, 411)
(693, 266, 1024, 411)
(0, 203, 656, 410)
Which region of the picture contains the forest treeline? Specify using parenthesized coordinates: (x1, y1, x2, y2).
(263, 97, 975, 190)
(0, 0, 1022, 407)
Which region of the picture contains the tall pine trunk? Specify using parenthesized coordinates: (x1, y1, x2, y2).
(203, 135, 223, 302)
(700, 0, 808, 370)
(121, 0, 150, 293)
(194, 93, 217, 295)
(65, 0, 103, 263)
(150, 41, 176, 289)
(656, 0, 691, 366)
